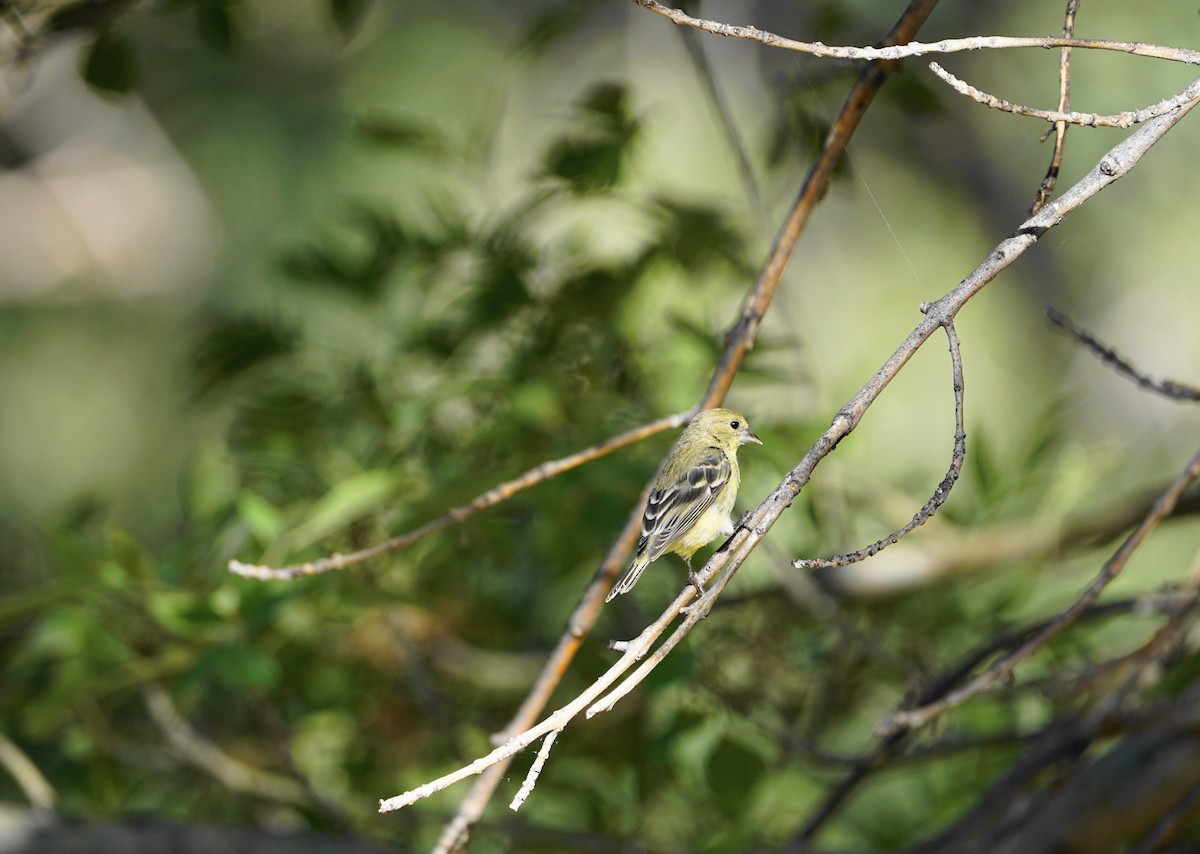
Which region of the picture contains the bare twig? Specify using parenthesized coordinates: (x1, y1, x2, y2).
(630, 0, 1200, 66)
(795, 319, 965, 570)
(1031, 0, 1080, 214)
(818, 476, 1200, 597)
(1047, 306, 1200, 402)
(381, 603, 684, 813)
(229, 411, 689, 581)
(1085, 546, 1200, 721)
(429, 513, 643, 852)
(509, 729, 561, 812)
(880, 444, 1200, 736)
(929, 61, 1200, 128)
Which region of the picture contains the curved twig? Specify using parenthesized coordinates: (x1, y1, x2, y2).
(794, 319, 965, 571)
(929, 61, 1200, 128)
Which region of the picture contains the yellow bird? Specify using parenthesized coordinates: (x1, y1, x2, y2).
(607, 408, 762, 602)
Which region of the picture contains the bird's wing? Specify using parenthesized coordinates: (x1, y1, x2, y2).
(639, 450, 732, 561)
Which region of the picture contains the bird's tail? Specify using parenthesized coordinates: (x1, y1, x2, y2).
(606, 555, 650, 602)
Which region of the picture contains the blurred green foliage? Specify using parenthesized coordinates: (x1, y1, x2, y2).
(2, 1, 1200, 852)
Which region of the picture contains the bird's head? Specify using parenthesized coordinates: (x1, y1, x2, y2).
(689, 408, 763, 451)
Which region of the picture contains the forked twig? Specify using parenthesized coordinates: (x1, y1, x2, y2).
(509, 729, 561, 812)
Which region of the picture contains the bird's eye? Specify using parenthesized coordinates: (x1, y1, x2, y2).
(730, 420, 740, 429)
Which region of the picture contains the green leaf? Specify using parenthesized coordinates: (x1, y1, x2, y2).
(330, 0, 370, 38)
(287, 470, 395, 551)
(542, 82, 639, 194)
(237, 491, 283, 545)
(83, 31, 136, 95)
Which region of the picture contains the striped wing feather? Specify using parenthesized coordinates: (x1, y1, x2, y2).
(639, 451, 731, 561)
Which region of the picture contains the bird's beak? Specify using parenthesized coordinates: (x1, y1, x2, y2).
(739, 427, 763, 446)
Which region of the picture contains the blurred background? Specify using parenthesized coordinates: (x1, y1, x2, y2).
(1, 1, 1198, 851)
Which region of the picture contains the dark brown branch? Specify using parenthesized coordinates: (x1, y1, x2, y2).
(1126, 777, 1200, 854)
(795, 318, 965, 570)
(1047, 306, 1200, 402)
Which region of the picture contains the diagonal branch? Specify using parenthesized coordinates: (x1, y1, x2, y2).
(427, 1, 948, 846)
(1047, 306, 1200, 402)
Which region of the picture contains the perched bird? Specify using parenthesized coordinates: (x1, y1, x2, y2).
(607, 408, 762, 602)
